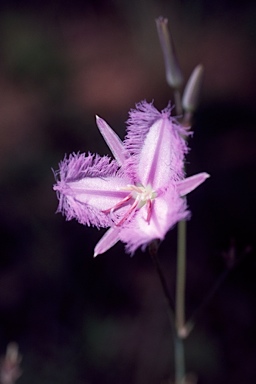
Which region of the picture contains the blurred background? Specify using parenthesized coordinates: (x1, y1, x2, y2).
(0, 0, 256, 383)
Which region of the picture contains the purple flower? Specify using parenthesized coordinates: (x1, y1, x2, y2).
(53, 101, 209, 256)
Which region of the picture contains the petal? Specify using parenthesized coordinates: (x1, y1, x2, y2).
(124, 101, 162, 158)
(94, 227, 120, 257)
(65, 176, 130, 209)
(54, 175, 130, 228)
(124, 101, 188, 187)
(96, 115, 126, 166)
(53, 152, 131, 228)
(176, 172, 210, 196)
(137, 116, 186, 188)
(55, 152, 119, 182)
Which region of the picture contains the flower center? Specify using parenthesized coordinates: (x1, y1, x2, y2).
(103, 184, 157, 226)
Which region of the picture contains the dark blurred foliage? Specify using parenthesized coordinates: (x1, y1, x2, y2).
(0, 0, 255, 383)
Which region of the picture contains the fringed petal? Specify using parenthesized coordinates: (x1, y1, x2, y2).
(55, 152, 119, 182)
(124, 101, 188, 185)
(53, 153, 130, 228)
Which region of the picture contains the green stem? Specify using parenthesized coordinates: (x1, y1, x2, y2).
(176, 218, 187, 334)
(174, 218, 187, 384)
(149, 239, 186, 384)
(174, 89, 183, 117)
(174, 89, 187, 384)
(174, 334, 185, 384)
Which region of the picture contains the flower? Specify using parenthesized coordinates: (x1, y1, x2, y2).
(53, 101, 209, 256)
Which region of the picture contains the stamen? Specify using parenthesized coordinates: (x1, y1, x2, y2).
(101, 183, 157, 227)
(116, 197, 139, 227)
(146, 199, 153, 223)
(102, 194, 132, 214)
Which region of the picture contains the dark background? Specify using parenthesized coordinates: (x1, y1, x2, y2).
(0, 0, 256, 383)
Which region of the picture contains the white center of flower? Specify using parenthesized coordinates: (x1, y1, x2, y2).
(128, 184, 157, 208)
(103, 184, 157, 226)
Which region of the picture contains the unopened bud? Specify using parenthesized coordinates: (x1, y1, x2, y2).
(0, 343, 22, 384)
(156, 17, 184, 89)
(6, 343, 20, 365)
(182, 65, 204, 113)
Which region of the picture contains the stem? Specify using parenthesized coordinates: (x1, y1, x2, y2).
(174, 334, 185, 384)
(174, 89, 187, 384)
(149, 241, 185, 384)
(174, 218, 187, 384)
(183, 244, 252, 337)
(149, 241, 175, 328)
(184, 268, 229, 337)
(149, 241, 186, 384)
(176, 218, 187, 334)
(174, 89, 183, 117)
(175, 87, 187, 333)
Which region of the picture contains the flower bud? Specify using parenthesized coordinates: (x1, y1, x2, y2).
(156, 17, 184, 89)
(182, 64, 204, 113)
